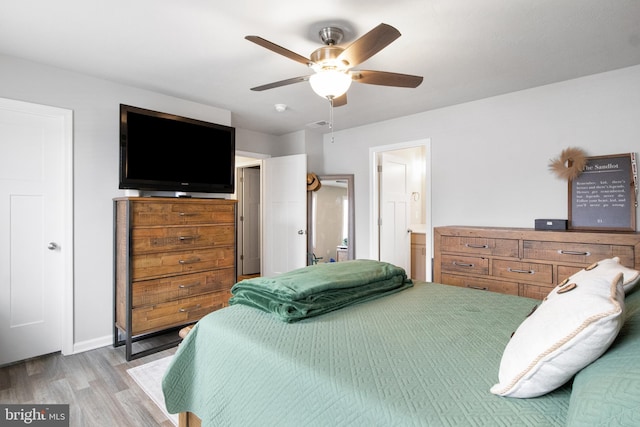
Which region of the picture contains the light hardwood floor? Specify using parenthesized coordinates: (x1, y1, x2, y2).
(0, 345, 177, 427)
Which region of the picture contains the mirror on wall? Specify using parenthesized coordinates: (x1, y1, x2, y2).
(307, 174, 355, 265)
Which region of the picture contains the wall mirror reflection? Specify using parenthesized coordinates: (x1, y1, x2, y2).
(307, 174, 355, 265)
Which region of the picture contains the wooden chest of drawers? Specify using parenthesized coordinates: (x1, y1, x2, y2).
(114, 197, 236, 360)
(434, 226, 640, 299)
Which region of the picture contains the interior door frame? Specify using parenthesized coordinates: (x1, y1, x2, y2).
(0, 97, 74, 356)
(235, 150, 270, 276)
(369, 138, 432, 280)
(56, 103, 74, 356)
(236, 153, 265, 276)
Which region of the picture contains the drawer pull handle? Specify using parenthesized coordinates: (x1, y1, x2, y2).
(178, 281, 201, 289)
(178, 212, 198, 217)
(453, 262, 474, 268)
(179, 304, 202, 313)
(467, 285, 488, 291)
(508, 268, 534, 275)
(179, 235, 196, 241)
(179, 257, 201, 265)
(465, 243, 488, 249)
(558, 250, 591, 256)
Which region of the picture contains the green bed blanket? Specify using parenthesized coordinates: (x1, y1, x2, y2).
(163, 283, 571, 426)
(229, 259, 413, 322)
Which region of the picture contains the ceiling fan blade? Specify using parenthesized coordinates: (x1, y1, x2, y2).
(332, 93, 347, 107)
(245, 36, 311, 66)
(352, 70, 423, 88)
(338, 23, 401, 67)
(250, 75, 311, 91)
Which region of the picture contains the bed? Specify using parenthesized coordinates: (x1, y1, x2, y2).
(162, 259, 640, 426)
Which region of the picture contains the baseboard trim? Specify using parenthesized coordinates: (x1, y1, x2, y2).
(72, 335, 112, 354)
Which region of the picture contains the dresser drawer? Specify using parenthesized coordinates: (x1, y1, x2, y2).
(131, 291, 230, 335)
(441, 254, 488, 275)
(439, 235, 518, 257)
(131, 224, 235, 254)
(557, 265, 583, 283)
(132, 268, 235, 307)
(132, 247, 235, 280)
(492, 259, 553, 284)
(131, 201, 236, 226)
(441, 273, 519, 295)
(519, 283, 555, 300)
(523, 240, 634, 266)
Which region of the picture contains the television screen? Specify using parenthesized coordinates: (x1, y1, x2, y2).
(119, 104, 235, 194)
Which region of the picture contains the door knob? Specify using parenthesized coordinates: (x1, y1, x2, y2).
(47, 242, 58, 250)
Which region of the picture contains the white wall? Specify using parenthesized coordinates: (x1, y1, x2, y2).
(322, 65, 640, 259)
(235, 128, 281, 154)
(269, 130, 306, 157)
(0, 54, 280, 350)
(304, 131, 324, 173)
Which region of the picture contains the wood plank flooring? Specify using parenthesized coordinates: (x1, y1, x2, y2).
(0, 345, 177, 427)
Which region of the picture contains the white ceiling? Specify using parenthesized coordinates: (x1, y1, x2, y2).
(1, 0, 639, 135)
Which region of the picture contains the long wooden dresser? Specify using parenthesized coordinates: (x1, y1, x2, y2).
(434, 226, 640, 300)
(114, 197, 236, 360)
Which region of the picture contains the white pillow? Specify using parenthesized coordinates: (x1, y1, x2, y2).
(575, 257, 640, 294)
(490, 270, 625, 398)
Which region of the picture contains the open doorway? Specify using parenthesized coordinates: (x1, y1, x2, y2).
(235, 153, 266, 280)
(235, 152, 308, 280)
(369, 139, 432, 281)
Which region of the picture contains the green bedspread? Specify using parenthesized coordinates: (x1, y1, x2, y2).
(163, 283, 571, 426)
(229, 260, 413, 322)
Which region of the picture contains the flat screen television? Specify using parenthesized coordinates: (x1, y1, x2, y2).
(119, 104, 235, 194)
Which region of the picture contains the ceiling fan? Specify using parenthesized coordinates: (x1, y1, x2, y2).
(245, 23, 423, 106)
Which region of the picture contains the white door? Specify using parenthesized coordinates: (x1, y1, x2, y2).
(0, 98, 71, 365)
(240, 167, 261, 275)
(262, 154, 307, 277)
(379, 153, 411, 273)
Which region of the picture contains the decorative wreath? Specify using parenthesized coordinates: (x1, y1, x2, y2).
(548, 147, 588, 180)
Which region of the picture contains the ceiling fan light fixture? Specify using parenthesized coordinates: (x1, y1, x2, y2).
(246, 23, 423, 106)
(309, 69, 352, 99)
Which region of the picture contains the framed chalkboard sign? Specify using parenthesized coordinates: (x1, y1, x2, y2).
(569, 153, 637, 231)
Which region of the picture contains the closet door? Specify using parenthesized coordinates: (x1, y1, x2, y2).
(0, 98, 71, 365)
